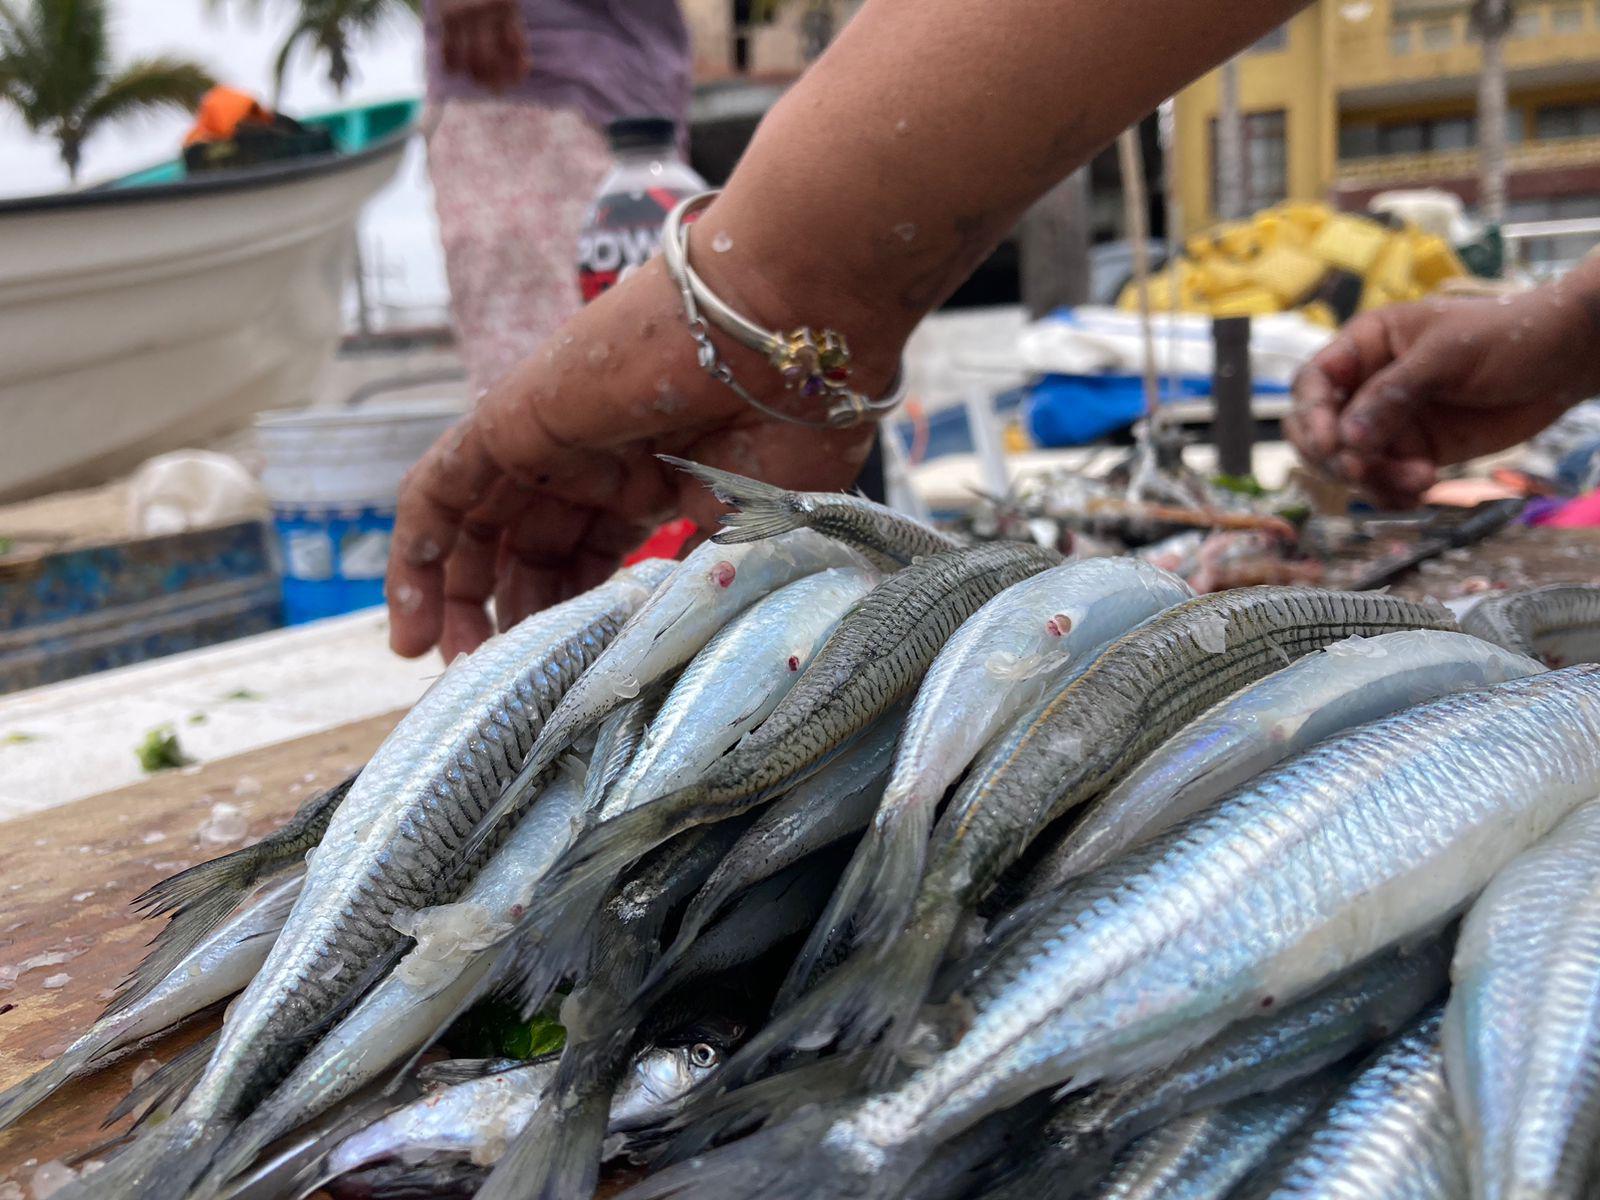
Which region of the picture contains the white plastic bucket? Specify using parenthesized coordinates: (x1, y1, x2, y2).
(254, 401, 461, 623)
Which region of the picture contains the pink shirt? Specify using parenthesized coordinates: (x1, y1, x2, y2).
(423, 0, 691, 130)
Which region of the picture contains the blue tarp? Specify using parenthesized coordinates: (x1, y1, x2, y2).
(1024, 372, 1290, 448)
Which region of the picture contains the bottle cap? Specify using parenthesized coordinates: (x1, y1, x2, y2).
(607, 116, 678, 152)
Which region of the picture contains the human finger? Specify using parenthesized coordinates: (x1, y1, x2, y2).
(1287, 362, 1342, 462)
(387, 418, 502, 657)
(437, 516, 498, 662)
(493, 494, 592, 632)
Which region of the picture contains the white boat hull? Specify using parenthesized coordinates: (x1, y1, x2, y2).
(0, 139, 407, 503)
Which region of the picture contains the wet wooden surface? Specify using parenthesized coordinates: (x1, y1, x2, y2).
(0, 713, 401, 1188)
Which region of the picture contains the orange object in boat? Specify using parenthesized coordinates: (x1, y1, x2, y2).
(184, 86, 273, 146)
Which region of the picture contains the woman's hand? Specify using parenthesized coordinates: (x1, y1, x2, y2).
(439, 0, 529, 92)
(385, 250, 896, 662)
(1288, 275, 1600, 508)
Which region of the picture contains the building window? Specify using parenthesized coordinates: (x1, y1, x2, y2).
(1537, 103, 1600, 139)
(1391, 24, 1415, 53)
(1513, 7, 1543, 35)
(1249, 25, 1290, 52)
(1552, 6, 1585, 31)
(1421, 20, 1455, 47)
(1338, 114, 1479, 159)
(1211, 110, 1288, 215)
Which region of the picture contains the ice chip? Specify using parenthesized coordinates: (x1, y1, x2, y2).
(28, 1162, 75, 1200)
(1191, 613, 1230, 654)
(198, 802, 249, 847)
(40, 974, 69, 990)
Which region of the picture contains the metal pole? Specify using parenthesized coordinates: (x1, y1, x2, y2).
(1212, 315, 1253, 478)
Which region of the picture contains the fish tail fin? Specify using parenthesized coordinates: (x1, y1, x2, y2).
(776, 802, 929, 1009)
(660, 1055, 871, 1165)
(658, 456, 809, 544)
(475, 1084, 611, 1200)
(128, 842, 270, 921)
(718, 913, 948, 1094)
(0, 1031, 104, 1133)
(55, 1116, 229, 1200)
(101, 1028, 219, 1131)
(104, 891, 247, 1019)
(618, 1107, 914, 1200)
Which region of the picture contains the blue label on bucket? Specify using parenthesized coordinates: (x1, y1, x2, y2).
(271, 504, 395, 624)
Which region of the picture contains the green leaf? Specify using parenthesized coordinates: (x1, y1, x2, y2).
(445, 997, 566, 1061)
(1211, 473, 1269, 498)
(0, 536, 12, 555)
(136, 724, 193, 773)
(2, 731, 39, 745)
(187, 712, 208, 725)
(222, 688, 263, 702)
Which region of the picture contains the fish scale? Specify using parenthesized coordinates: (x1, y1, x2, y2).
(63, 559, 676, 1200)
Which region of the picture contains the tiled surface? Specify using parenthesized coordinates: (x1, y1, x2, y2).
(0, 607, 437, 821)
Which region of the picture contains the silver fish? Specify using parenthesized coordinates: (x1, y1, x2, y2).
(1235, 1007, 1465, 1200)
(194, 768, 595, 1195)
(644, 666, 1600, 1200)
(67, 560, 673, 1200)
(1461, 583, 1600, 664)
(582, 690, 662, 815)
(790, 558, 1190, 997)
(321, 1043, 722, 1180)
(1081, 1080, 1329, 1200)
(603, 567, 876, 816)
(661, 456, 959, 570)
(723, 588, 1454, 1085)
(1443, 796, 1600, 1200)
(0, 871, 303, 1133)
(1039, 629, 1543, 887)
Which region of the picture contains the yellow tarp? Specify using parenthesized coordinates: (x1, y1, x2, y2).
(1121, 201, 1466, 324)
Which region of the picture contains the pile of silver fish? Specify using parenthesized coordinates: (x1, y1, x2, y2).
(7, 457, 1600, 1200)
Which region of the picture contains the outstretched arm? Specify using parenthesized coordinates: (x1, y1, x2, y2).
(388, 0, 1310, 659)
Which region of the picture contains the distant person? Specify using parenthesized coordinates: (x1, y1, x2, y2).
(385, 0, 1600, 663)
(423, 0, 690, 392)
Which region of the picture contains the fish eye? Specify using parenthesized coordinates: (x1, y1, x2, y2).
(690, 1042, 719, 1068)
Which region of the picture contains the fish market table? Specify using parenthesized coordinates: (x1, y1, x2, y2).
(0, 713, 400, 1188)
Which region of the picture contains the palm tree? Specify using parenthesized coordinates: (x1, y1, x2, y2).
(219, 0, 419, 104)
(1472, 0, 1511, 232)
(0, 0, 213, 180)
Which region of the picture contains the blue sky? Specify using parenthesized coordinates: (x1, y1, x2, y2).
(1, 0, 448, 321)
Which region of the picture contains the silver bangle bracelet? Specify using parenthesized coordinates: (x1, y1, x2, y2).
(660, 190, 906, 429)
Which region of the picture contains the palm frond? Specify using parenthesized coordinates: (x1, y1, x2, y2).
(82, 55, 213, 126)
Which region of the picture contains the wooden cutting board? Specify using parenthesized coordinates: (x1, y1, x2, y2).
(0, 713, 400, 1188)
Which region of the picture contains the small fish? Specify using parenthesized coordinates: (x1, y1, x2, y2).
(661, 456, 959, 570)
(1443, 796, 1600, 1200)
(642, 667, 1600, 1200)
(1234, 1007, 1465, 1200)
(321, 1043, 724, 1181)
(67, 561, 674, 1200)
(787, 558, 1190, 1000)
(603, 567, 876, 816)
(1034, 629, 1543, 888)
(721, 588, 1454, 1085)
(1461, 583, 1600, 664)
(1079, 1079, 1331, 1200)
(192, 768, 595, 1197)
(0, 871, 302, 1133)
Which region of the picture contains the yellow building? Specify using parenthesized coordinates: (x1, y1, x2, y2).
(1175, 0, 1600, 258)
